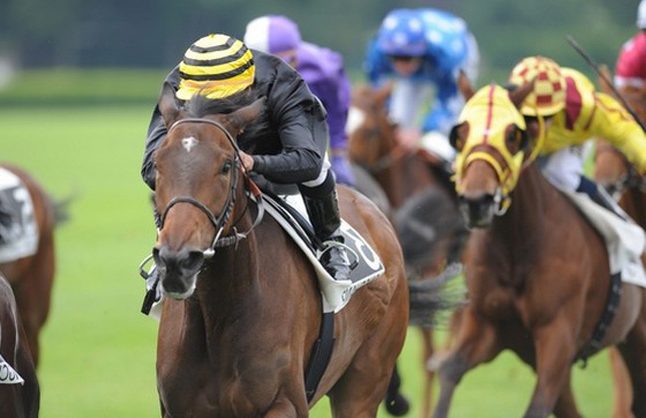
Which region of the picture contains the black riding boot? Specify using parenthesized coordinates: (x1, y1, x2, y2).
(577, 176, 628, 221)
(302, 186, 353, 282)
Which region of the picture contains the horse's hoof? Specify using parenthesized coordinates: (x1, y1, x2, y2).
(385, 393, 410, 416)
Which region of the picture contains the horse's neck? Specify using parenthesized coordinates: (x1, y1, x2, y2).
(195, 195, 262, 329)
(380, 154, 433, 208)
(488, 166, 549, 262)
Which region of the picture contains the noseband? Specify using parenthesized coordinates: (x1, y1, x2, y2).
(158, 118, 264, 257)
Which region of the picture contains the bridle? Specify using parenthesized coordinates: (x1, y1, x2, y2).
(158, 118, 264, 258)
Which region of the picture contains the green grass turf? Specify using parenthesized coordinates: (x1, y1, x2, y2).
(2, 105, 618, 417)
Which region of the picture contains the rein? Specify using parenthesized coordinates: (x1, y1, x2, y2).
(159, 118, 265, 257)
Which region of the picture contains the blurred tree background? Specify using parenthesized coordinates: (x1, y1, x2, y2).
(0, 0, 638, 86)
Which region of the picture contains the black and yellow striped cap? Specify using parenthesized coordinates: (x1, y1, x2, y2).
(176, 34, 255, 100)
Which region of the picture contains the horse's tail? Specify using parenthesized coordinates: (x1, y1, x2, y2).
(49, 192, 78, 226)
(408, 263, 466, 328)
(383, 364, 410, 416)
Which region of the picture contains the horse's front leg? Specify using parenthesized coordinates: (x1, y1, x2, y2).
(552, 373, 583, 418)
(263, 397, 305, 418)
(419, 326, 435, 418)
(608, 347, 633, 418)
(432, 307, 501, 418)
(524, 317, 579, 418)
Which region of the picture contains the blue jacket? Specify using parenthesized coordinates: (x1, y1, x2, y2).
(365, 8, 476, 133)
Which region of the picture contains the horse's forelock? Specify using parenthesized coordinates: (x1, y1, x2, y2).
(186, 89, 259, 118)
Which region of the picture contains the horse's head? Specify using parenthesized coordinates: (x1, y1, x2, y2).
(451, 82, 536, 228)
(347, 83, 397, 170)
(152, 83, 264, 299)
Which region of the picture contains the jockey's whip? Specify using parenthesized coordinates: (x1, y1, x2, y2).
(566, 35, 646, 132)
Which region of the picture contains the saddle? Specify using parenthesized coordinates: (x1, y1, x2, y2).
(262, 192, 385, 313)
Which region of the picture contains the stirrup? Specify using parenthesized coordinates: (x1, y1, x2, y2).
(320, 240, 359, 270)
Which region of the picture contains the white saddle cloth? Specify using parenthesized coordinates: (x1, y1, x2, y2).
(0, 353, 24, 385)
(0, 167, 38, 263)
(265, 194, 385, 313)
(561, 189, 646, 288)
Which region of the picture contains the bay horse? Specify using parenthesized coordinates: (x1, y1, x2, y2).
(347, 83, 467, 278)
(0, 273, 39, 418)
(347, 83, 466, 417)
(0, 163, 59, 367)
(433, 83, 646, 418)
(151, 83, 409, 417)
(594, 76, 646, 418)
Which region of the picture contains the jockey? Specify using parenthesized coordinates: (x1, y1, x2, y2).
(364, 8, 479, 155)
(243, 15, 355, 187)
(615, 0, 646, 90)
(508, 56, 646, 220)
(142, 34, 352, 282)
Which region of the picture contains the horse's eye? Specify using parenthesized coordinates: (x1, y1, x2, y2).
(449, 123, 468, 151)
(504, 126, 521, 154)
(221, 160, 232, 174)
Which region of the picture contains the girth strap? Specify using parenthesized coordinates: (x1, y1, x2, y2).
(304, 311, 335, 402)
(575, 272, 622, 367)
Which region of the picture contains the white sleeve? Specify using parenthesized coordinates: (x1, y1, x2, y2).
(388, 79, 433, 129)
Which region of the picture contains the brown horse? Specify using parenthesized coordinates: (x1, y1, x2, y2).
(150, 84, 408, 417)
(432, 83, 646, 418)
(594, 77, 646, 418)
(0, 164, 58, 367)
(348, 83, 466, 417)
(595, 141, 645, 418)
(0, 273, 39, 418)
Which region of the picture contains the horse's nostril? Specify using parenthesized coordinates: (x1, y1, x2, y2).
(183, 251, 205, 272)
(458, 194, 496, 228)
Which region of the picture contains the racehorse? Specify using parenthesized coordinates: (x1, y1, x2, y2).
(0, 273, 39, 418)
(0, 163, 59, 367)
(594, 75, 646, 418)
(347, 83, 466, 417)
(432, 82, 646, 418)
(596, 140, 645, 418)
(150, 83, 409, 417)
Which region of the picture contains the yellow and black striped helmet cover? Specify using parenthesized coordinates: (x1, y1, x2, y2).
(176, 34, 255, 100)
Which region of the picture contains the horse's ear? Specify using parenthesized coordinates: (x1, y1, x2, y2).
(158, 82, 180, 128)
(457, 69, 475, 101)
(375, 81, 393, 107)
(597, 64, 615, 96)
(508, 79, 535, 111)
(224, 97, 266, 136)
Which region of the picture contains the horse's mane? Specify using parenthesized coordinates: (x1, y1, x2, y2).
(185, 89, 254, 117)
(184, 88, 269, 138)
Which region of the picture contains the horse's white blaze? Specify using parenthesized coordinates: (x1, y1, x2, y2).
(181, 136, 199, 153)
(345, 106, 366, 136)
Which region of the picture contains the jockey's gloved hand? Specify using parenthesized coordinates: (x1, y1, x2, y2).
(331, 154, 356, 187)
